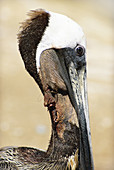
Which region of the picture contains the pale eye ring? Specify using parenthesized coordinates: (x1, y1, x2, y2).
(75, 45, 85, 57)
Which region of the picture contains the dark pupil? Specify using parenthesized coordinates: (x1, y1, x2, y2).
(77, 46, 84, 56)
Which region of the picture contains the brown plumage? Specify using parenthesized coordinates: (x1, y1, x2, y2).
(0, 9, 94, 170)
(0, 47, 79, 169)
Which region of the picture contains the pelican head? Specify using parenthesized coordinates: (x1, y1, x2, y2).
(18, 9, 94, 170)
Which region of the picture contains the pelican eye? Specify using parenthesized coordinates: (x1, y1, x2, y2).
(75, 45, 85, 57)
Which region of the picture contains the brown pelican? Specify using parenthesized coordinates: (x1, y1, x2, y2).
(0, 9, 94, 170)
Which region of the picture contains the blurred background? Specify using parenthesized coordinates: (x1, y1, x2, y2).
(0, 0, 113, 169)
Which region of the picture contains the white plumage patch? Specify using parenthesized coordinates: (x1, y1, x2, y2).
(67, 149, 79, 169)
(36, 10, 86, 71)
